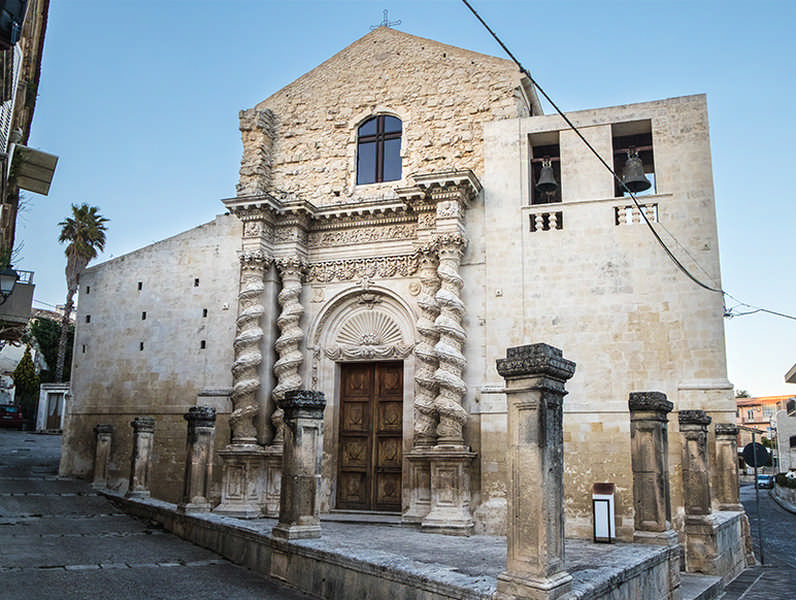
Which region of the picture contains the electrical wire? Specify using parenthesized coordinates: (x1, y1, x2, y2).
(460, 0, 796, 321)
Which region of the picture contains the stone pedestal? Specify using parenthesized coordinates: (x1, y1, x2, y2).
(214, 446, 268, 518)
(272, 390, 325, 540)
(420, 447, 476, 535)
(628, 392, 679, 547)
(402, 450, 432, 526)
(714, 423, 743, 511)
(127, 417, 155, 498)
(680, 409, 717, 574)
(179, 407, 216, 513)
(494, 343, 576, 600)
(92, 424, 113, 490)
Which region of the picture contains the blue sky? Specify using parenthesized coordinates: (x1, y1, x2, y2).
(16, 0, 796, 397)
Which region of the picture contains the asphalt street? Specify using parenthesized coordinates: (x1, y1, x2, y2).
(719, 482, 796, 599)
(0, 430, 314, 600)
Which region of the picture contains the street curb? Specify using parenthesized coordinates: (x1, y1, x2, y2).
(769, 488, 796, 515)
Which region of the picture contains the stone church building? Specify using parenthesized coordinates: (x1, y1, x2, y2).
(61, 27, 736, 545)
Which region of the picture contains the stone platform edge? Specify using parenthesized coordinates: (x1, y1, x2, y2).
(103, 491, 493, 600)
(104, 490, 685, 600)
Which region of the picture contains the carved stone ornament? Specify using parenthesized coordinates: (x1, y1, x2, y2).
(243, 220, 264, 239)
(309, 223, 416, 247)
(324, 309, 414, 361)
(307, 254, 419, 283)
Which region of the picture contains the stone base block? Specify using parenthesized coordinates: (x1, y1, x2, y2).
(272, 523, 322, 540)
(213, 445, 269, 519)
(420, 447, 475, 536)
(495, 570, 572, 600)
(634, 528, 680, 547)
(684, 511, 748, 582)
(178, 501, 212, 513)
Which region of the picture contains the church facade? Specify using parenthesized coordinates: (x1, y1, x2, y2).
(62, 27, 734, 542)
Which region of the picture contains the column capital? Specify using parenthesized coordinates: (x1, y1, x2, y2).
(130, 416, 155, 433)
(94, 423, 113, 436)
(679, 409, 711, 427)
(185, 406, 217, 428)
(278, 390, 326, 420)
(629, 391, 673, 413)
(715, 422, 739, 437)
(496, 343, 576, 382)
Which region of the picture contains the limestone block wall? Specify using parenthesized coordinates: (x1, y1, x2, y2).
(479, 95, 733, 540)
(61, 215, 241, 502)
(239, 27, 534, 204)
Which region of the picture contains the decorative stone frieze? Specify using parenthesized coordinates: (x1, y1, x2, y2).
(306, 254, 419, 282)
(127, 417, 155, 499)
(628, 392, 679, 548)
(272, 256, 308, 446)
(433, 233, 468, 446)
(179, 407, 216, 513)
(308, 222, 416, 247)
(92, 424, 113, 489)
(272, 390, 326, 540)
(714, 423, 742, 511)
(495, 343, 576, 600)
(230, 252, 271, 446)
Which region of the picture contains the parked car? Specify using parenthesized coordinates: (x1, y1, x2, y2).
(0, 404, 24, 429)
(756, 474, 774, 489)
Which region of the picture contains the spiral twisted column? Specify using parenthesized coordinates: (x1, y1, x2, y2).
(272, 256, 307, 446)
(230, 252, 270, 446)
(413, 246, 441, 447)
(432, 234, 468, 447)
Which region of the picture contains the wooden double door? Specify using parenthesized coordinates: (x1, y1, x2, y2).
(337, 362, 403, 511)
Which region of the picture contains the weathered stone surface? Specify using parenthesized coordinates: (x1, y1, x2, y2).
(714, 422, 742, 511)
(273, 390, 325, 540)
(91, 424, 113, 489)
(127, 417, 155, 498)
(495, 344, 573, 600)
(628, 391, 674, 414)
(180, 407, 217, 512)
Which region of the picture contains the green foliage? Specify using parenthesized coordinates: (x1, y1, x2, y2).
(761, 437, 775, 449)
(12, 345, 39, 421)
(735, 389, 750, 398)
(28, 317, 73, 382)
(775, 473, 796, 489)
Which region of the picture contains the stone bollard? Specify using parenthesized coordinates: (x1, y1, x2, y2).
(495, 344, 576, 600)
(92, 424, 113, 489)
(127, 417, 155, 498)
(272, 390, 326, 540)
(179, 407, 216, 512)
(628, 392, 679, 547)
(714, 423, 743, 511)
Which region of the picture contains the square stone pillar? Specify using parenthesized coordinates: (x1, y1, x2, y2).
(272, 390, 325, 540)
(495, 343, 576, 600)
(680, 410, 712, 517)
(126, 417, 155, 499)
(179, 407, 216, 513)
(628, 392, 679, 547)
(92, 424, 113, 490)
(714, 423, 743, 511)
(680, 409, 717, 574)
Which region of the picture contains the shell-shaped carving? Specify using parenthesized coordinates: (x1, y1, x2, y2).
(336, 310, 404, 347)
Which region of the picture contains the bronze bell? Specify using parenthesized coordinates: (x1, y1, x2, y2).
(621, 148, 651, 193)
(535, 158, 558, 193)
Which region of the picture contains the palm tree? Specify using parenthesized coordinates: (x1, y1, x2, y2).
(55, 204, 108, 382)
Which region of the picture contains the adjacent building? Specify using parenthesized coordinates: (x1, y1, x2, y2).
(62, 27, 738, 549)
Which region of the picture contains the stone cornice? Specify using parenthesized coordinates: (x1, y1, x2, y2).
(679, 409, 712, 426)
(715, 422, 739, 436)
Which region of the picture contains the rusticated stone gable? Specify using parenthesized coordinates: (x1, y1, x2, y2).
(238, 27, 532, 204)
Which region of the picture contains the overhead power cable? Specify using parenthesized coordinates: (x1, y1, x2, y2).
(460, 0, 796, 322)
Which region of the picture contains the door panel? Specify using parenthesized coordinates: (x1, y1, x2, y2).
(338, 362, 403, 511)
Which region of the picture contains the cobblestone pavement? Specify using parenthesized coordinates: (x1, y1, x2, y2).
(719, 483, 796, 599)
(0, 430, 314, 600)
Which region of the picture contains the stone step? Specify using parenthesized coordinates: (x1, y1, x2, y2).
(680, 572, 723, 600)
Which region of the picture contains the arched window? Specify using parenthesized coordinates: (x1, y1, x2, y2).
(356, 115, 402, 185)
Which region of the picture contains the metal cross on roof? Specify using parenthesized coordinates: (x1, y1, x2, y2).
(370, 9, 401, 30)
